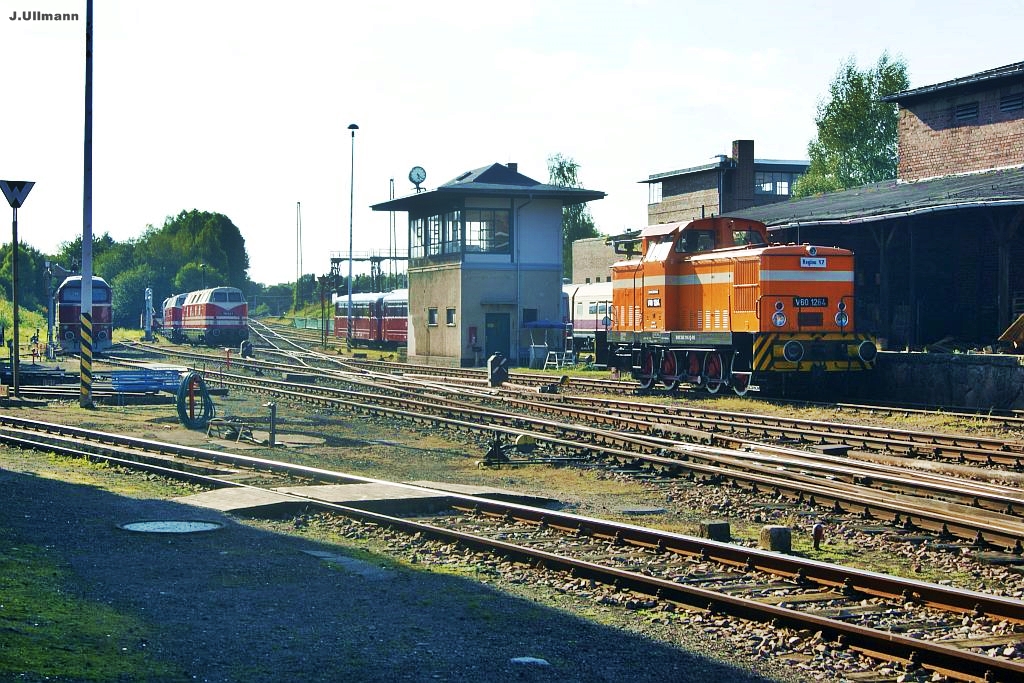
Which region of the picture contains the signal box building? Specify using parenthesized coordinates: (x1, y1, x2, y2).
(371, 162, 604, 366)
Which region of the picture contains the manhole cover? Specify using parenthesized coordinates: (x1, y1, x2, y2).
(119, 520, 224, 534)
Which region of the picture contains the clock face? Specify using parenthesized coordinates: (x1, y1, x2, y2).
(409, 166, 426, 184)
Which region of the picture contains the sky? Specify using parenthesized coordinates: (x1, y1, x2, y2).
(1, 0, 1022, 286)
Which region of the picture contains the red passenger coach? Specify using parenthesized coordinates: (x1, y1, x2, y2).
(334, 289, 408, 348)
(180, 287, 249, 346)
(55, 276, 113, 354)
(381, 289, 409, 346)
(334, 292, 383, 345)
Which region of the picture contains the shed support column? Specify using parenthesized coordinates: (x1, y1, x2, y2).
(871, 224, 897, 348)
(993, 209, 1023, 335)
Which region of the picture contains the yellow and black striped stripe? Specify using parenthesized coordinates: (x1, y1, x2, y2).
(753, 332, 876, 373)
(79, 312, 93, 408)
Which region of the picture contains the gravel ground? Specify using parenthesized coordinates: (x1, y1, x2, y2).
(7, 375, 1019, 682)
(1, 447, 802, 683)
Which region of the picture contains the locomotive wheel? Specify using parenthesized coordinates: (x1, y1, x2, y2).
(704, 351, 723, 395)
(660, 350, 680, 391)
(638, 350, 657, 390)
(687, 351, 702, 383)
(731, 353, 753, 397)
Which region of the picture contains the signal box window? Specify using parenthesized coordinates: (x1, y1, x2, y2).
(427, 308, 438, 326)
(446, 308, 456, 326)
(465, 209, 511, 253)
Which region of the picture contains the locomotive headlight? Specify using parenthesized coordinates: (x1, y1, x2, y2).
(858, 340, 878, 362)
(783, 340, 804, 362)
(806, 246, 817, 256)
(834, 311, 849, 327)
(771, 303, 787, 327)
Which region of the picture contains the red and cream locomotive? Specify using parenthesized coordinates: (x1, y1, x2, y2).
(607, 216, 877, 395)
(160, 292, 188, 342)
(55, 275, 113, 354)
(171, 286, 249, 346)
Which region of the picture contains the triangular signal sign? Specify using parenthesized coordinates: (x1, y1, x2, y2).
(0, 180, 34, 208)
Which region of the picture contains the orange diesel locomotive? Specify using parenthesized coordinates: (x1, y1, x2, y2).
(607, 216, 876, 395)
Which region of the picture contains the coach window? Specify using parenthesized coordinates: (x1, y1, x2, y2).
(446, 308, 456, 326)
(465, 209, 511, 253)
(427, 307, 438, 326)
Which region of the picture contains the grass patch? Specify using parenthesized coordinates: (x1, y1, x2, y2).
(0, 529, 183, 681)
(30, 454, 201, 499)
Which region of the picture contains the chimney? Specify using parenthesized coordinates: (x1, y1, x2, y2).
(731, 140, 755, 210)
(508, 162, 518, 173)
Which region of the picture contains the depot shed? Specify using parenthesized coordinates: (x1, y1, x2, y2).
(372, 162, 604, 366)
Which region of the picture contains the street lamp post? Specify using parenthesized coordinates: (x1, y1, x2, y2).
(347, 123, 358, 350)
(0, 180, 35, 398)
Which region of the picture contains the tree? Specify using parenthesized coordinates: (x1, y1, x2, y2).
(0, 242, 49, 312)
(109, 263, 158, 329)
(793, 52, 909, 197)
(548, 154, 600, 279)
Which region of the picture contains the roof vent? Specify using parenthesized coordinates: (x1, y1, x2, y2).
(508, 162, 518, 173)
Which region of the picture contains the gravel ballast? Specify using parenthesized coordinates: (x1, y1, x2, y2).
(1, 449, 799, 682)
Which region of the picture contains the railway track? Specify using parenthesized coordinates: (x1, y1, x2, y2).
(1, 416, 1022, 682)
(95, 344, 1024, 549)
(86, 349, 1024, 553)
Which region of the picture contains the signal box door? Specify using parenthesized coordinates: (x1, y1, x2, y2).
(485, 313, 510, 360)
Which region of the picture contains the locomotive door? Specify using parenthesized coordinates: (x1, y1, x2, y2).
(484, 313, 510, 360)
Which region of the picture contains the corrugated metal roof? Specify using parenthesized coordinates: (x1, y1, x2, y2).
(724, 166, 1024, 228)
(882, 61, 1024, 104)
(640, 158, 809, 184)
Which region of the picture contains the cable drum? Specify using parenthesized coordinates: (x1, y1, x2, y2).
(176, 370, 216, 429)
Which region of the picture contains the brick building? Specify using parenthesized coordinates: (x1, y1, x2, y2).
(729, 61, 1024, 349)
(570, 236, 620, 284)
(641, 140, 808, 225)
(884, 62, 1024, 181)
(570, 139, 808, 285)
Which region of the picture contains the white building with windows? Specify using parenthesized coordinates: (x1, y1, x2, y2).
(371, 162, 604, 366)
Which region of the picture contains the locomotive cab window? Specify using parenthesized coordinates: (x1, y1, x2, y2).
(676, 230, 716, 253)
(732, 229, 765, 246)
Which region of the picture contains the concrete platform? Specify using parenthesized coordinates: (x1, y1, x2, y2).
(406, 480, 559, 507)
(177, 480, 559, 516)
